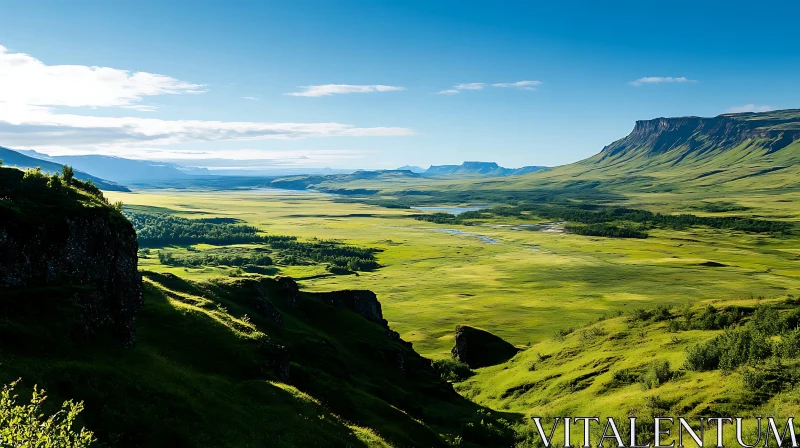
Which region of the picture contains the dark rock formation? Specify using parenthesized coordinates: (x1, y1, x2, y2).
(274, 275, 300, 308)
(0, 167, 142, 347)
(316, 289, 385, 326)
(451, 325, 519, 369)
(249, 282, 283, 326)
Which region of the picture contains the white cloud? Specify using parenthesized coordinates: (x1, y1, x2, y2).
(0, 103, 414, 148)
(242, 96, 259, 101)
(454, 82, 486, 90)
(33, 145, 368, 167)
(286, 84, 405, 97)
(492, 80, 541, 90)
(437, 80, 541, 94)
(724, 104, 774, 113)
(0, 45, 414, 155)
(435, 82, 486, 95)
(629, 76, 697, 86)
(0, 45, 204, 110)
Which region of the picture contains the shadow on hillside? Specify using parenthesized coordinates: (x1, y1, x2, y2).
(0, 277, 373, 447)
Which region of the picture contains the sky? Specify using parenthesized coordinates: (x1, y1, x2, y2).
(0, 0, 798, 171)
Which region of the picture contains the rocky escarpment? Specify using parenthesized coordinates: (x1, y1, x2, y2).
(596, 109, 800, 164)
(0, 166, 142, 347)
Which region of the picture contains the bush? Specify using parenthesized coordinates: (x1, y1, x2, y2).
(640, 360, 673, 389)
(684, 340, 722, 371)
(0, 380, 95, 447)
(685, 327, 772, 372)
(431, 359, 473, 382)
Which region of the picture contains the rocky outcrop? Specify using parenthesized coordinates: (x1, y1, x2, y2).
(316, 290, 386, 326)
(274, 275, 300, 308)
(451, 325, 519, 369)
(0, 167, 142, 347)
(599, 110, 800, 162)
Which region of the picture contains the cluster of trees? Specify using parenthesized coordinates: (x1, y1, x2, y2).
(158, 250, 273, 268)
(500, 203, 792, 234)
(410, 201, 792, 238)
(269, 238, 380, 271)
(128, 211, 380, 272)
(125, 210, 296, 247)
(413, 212, 468, 225)
(564, 223, 648, 239)
(684, 304, 800, 372)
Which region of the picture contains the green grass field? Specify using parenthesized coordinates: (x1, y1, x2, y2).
(106, 189, 800, 359)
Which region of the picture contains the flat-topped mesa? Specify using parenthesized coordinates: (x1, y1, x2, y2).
(600, 110, 800, 161)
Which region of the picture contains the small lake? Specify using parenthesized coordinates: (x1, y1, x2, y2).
(412, 205, 487, 215)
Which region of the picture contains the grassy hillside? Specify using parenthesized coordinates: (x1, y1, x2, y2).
(457, 296, 800, 445)
(2, 272, 520, 447)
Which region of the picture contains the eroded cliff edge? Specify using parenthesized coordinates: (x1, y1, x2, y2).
(0, 166, 142, 347)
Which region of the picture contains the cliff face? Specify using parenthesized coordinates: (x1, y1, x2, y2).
(0, 166, 142, 347)
(597, 109, 800, 164)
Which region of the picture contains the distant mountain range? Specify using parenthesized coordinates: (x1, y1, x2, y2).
(421, 161, 546, 177)
(531, 108, 800, 193)
(396, 165, 426, 173)
(0, 146, 129, 191)
(396, 161, 546, 177)
(16, 150, 210, 184)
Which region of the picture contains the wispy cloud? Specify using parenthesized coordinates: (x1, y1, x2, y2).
(286, 84, 405, 97)
(437, 80, 541, 94)
(454, 82, 486, 90)
(629, 76, 697, 86)
(0, 103, 415, 148)
(0, 45, 204, 110)
(242, 96, 259, 101)
(492, 80, 541, 90)
(436, 82, 485, 94)
(724, 104, 774, 113)
(0, 45, 414, 155)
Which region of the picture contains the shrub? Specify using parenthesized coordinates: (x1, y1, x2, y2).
(61, 165, 74, 184)
(611, 369, 639, 385)
(640, 360, 673, 389)
(0, 380, 95, 447)
(684, 340, 722, 371)
(685, 327, 773, 372)
(431, 359, 473, 382)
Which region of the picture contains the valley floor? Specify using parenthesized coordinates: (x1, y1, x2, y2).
(106, 189, 800, 358)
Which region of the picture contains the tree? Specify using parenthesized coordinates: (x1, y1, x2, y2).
(0, 379, 95, 447)
(61, 165, 75, 184)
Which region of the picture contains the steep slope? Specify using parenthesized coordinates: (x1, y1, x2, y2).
(0, 165, 142, 346)
(456, 296, 800, 445)
(0, 146, 129, 191)
(500, 109, 800, 196)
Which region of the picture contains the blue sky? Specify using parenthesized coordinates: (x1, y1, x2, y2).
(0, 0, 798, 170)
